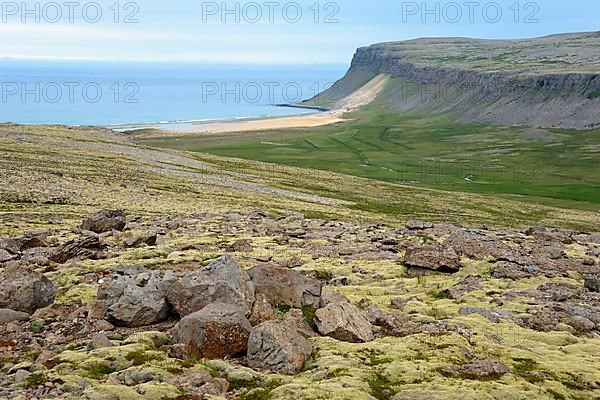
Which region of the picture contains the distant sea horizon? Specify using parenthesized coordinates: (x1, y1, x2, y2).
(0, 60, 346, 126)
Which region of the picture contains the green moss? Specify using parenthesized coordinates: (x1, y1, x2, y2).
(86, 363, 117, 380)
(302, 306, 317, 330)
(29, 321, 44, 333)
(125, 350, 165, 366)
(366, 372, 395, 400)
(23, 372, 46, 389)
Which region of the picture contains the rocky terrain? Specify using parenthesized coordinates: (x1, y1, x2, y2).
(307, 32, 600, 129)
(1, 123, 600, 400)
(1, 208, 600, 400)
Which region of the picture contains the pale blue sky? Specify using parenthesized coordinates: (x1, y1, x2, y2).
(1, 0, 598, 63)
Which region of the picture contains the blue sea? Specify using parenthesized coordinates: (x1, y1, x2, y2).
(0, 60, 346, 126)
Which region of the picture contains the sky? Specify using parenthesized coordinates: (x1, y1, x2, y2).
(1, 0, 598, 64)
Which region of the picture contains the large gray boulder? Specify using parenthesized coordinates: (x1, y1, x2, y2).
(167, 255, 255, 317)
(81, 210, 126, 233)
(248, 265, 322, 309)
(247, 320, 313, 375)
(171, 303, 252, 359)
(315, 301, 374, 343)
(0, 266, 56, 314)
(100, 267, 177, 327)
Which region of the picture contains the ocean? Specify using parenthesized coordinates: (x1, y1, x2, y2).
(0, 60, 347, 126)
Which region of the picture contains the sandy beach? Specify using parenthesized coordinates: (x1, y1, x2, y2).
(112, 74, 389, 138)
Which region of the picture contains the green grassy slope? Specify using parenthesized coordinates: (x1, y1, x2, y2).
(138, 103, 600, 212)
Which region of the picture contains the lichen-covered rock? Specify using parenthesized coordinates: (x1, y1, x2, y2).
(171, 303, 252, 359)
(0, 266, 56, 314)
(248, 265, 322, 309)
(167, 255, 255, 317)
(247, 320, 313, 375)
(403, 242, 461, 272)
(81, 210, 127, 233)
(0, 233, 48, 255)
(0, 308, 30, 325)
(170, 372, 229, 399)
(315, 301, 374, 343)
(102, 267, 177, 327)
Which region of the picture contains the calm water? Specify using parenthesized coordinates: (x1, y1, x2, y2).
(0, 60, 346, 126)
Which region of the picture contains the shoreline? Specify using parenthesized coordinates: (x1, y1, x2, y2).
(109, 103, 347, 136)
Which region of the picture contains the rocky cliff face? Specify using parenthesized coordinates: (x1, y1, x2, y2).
(323, 34, 600, 129)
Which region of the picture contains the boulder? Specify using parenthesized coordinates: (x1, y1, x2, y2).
(167, 255, 255, 317)
(102, 267, 177, 327)
(585, 275, 600, 293)
(248, 265, 322, 309)
(0, 266, 56, 314)
(50, 234, 103, 264)
(81, 210, 127, 233)
(403, 242, 461, 272)
(319, 289, 350, 308)
(0, 233, 48, 255)
(249, 293, 276, 326)
(0, 308, 30, 325)
(247, 320, 313, 375)
(125, 232, 158, 248)
(315, 301, 374, 343)
(171, 303, 252, 359)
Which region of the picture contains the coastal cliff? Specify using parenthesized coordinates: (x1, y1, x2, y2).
(309, 32, 600, 129)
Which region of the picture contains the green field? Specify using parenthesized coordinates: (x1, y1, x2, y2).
(137, 105, 600, 212)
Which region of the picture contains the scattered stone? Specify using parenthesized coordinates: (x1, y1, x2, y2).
(315, 301, 374, 343)
(0, 266, 56, 314)
(125, 232, 157, 248)
(89, 333, 113, 349)
(167, 255, 255, 317)
(364, 305, 401, 331)
(0, 233, 48, 255)
(406, 220, 434, 230)
(0, 308, 30, 325)
(444, 359, 509, 380)
(81, 210, 126, 233)
(50, 234, 103, 264)
(248, 265, 322, 309)
(585, 275, 600, 293)
(171, 303, 252, 359)
(390, 297, 408, 310)
(91, 320, 114, 332)
(459, 306, 502, 323)
(448, 277, 483, 299)
(582, 257, 596, 266)
(14, 369, 32, 383)
(568, 316, 596, 332)
(403, 242, 461, 272)
(247, 320, 313, 375)
(102, 267, 177, 327)
(226, 239, 253, 253)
